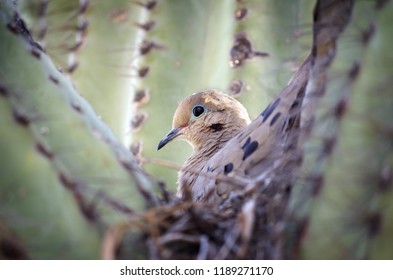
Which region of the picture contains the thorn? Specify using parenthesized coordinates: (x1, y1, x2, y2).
(67, 61, 79, 74)
(71, 102, 83, 113)
(0, 83, 8, 97)
(12, 110, 30, 126)
(77, 21, 89, 37)
(134, 0, 158, 10)
(230, 32, 268, 68)
(133, 89, 150, 106)
(376, 0, 389, 10)
(321, 137, 336, 157)
(310, 174, 324, 196)
(139, 40, 165, 56)
(35, 142, 54, 159)
(235, 8, 248, 20)
(366, 213, 382, 237)
(348, 61, 361, 80)
(228, 79, 244, 97)
(131, 112, 148, 132)
(58, 173, 78, 190)
(333, 97, 348, 118)
(138, 66, 150, 78)
(37, 0, 49, 17)
(130, 141, 143, 158)
(361, 22, 376, 45)
(49, 75, 59, 84)
(78, 0, 90, 14)
(133, 20, 156, 32)
(68, 41, 84, 52)
(37, 26, 47, 40)
(108, 8, 129, 24)
(379, 165, 392, 192)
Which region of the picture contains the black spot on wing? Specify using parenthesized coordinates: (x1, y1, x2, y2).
(242, 139, 258, 160)
(270, 112, 282, 126)
(242, 137, 251, 150)
(224, 163, 233, 174)
(261, 98, 281, 123)
(207, 166, 215, 172)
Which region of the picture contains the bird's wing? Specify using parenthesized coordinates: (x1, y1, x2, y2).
(191, 55, 311, 203)
(191, 0, 354, 205)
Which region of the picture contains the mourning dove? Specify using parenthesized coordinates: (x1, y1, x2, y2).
(158, 55, 311, 204)
(157, 90, 251, 199)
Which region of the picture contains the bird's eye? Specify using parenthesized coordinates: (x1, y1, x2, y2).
(192, 105, 206, 118)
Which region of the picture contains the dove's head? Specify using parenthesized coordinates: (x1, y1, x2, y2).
(157, 90, 250, 151)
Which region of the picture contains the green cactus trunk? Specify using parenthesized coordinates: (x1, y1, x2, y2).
(1, 0, 392, 260)
(132, 0, 315, 189)
(289, 0, 393, 259)
(0, 0, 154, 259)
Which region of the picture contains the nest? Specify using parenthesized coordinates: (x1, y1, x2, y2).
(102, 178, 296, 260)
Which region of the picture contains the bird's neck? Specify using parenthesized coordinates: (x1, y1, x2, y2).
(177, 126, 246, 199)
(185, 131, 233, 171)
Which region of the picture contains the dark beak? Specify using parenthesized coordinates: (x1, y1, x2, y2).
(157, 127, 181, 150)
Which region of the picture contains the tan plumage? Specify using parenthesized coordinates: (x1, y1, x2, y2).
(157, 90, 251, 199)
(158, 56, 310, 204)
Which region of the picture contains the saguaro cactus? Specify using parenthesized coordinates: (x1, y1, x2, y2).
(0, 0, 392, 260)
(292, 0, 393, 259)
(0, 0, 155, 259)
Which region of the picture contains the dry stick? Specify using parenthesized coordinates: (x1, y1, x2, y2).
(215, 224, 241, 259)
(101, 217, 145, 260)
(101, 202, 195, 259)
(157, 233, 200, 246)
(197, 235, 209, 260)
